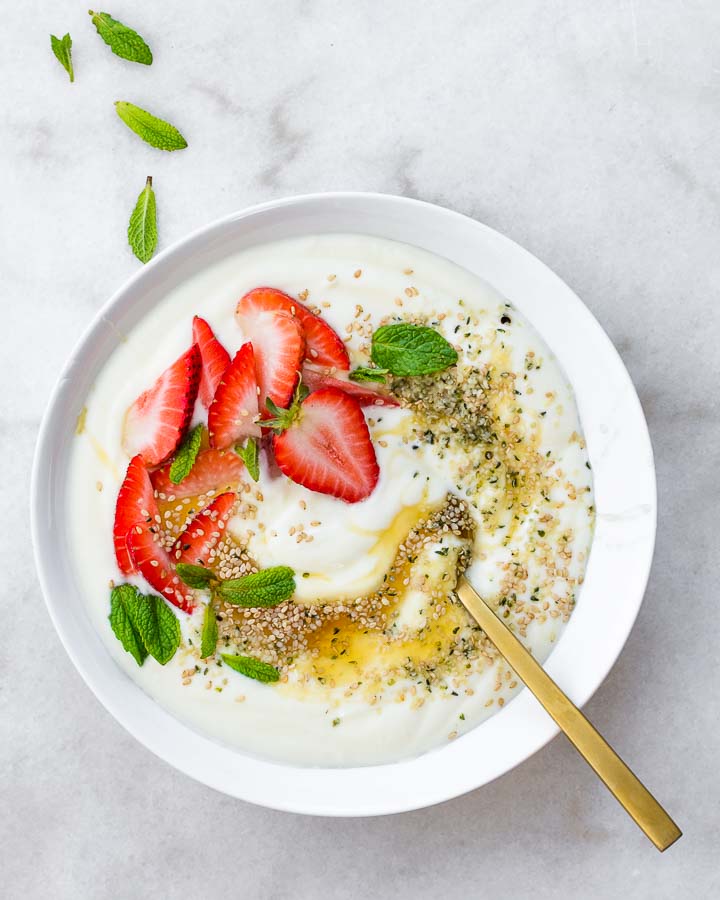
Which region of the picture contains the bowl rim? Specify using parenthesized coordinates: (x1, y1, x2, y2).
(31, 191, 656, 815)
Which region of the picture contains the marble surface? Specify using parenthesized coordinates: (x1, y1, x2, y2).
(3, 1, 719, 897)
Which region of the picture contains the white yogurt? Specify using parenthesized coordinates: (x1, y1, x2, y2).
(66, 234, 594, 767)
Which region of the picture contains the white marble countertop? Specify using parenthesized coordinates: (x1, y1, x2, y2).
(4, 1, 719, 897)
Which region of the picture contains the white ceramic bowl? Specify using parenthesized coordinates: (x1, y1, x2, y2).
(31, 193, 656, 815)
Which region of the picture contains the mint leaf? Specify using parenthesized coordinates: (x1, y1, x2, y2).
(348, 366, 389, 384)
(217, 566, 295, 607)
(89, 10, 152, 65)
(109, 585, 147, 666)
(236, 437, 259, 482)
(115, 102, 187, 151)
(109, 584, 180, 665)
(50, 33, 74, 82)
(131, 593, 181, 665)
(371, 324, 458, 376)
(176, 563, 215, 590)
(169, 423, 203, 483)
(128, 176, 157, 264)
(200, 602, 218, 659)
(221, 654, 279, 683)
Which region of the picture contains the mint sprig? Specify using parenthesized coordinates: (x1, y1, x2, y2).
(175, 563, 215, 590)
(221, 654, 280, 684)
(236, 437, 259, 482)
(217, 567, 295, 607)
(128, 176, 158, 264)
(115, 101, 188, 151)
(50, 33, 74, 83)
(175, 563, 295, 608)
(109, 584, 181, 666)
(109, 585, 147, 665)
(89, 10, 152, 65)
(371, 323, 458, 376)
(200, 602, 218, 659)
(169, 423, 203, 483)
(132, 593, 181, 664)
(348, 366, 389, 384)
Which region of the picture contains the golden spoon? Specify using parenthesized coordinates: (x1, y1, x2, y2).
(456, 576, 682, 852)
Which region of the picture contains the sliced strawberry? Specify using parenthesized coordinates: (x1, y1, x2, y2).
(173, 492, 237, 566)
(151, 448, 246, 500)
(272, 387, 379, 503)
(235, 300, 304, 415)
(113, 455, 158, 575)
(127, 524, 195, 613)
(122, 344, 201, 467)
(301, 363, 400, 408)
(300, 313, 350, 370)
(236, 286, 349, 371)
(207, 342, 261, 448)
(193, 316, 231, 408)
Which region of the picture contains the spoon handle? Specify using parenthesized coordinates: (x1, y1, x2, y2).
(457, 578, 681, 852)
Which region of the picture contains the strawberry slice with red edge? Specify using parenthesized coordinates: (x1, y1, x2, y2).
(113, 454, 158, 575)
(151, 448, 247, 500)
(301, 362, 400, 408)
(193, 316, 231, 408)
(236, 286, 349, 371)
(208, 342, 261, 448)
(122, 344, 201, 467)
(127, 524, 195, 613)
(293, 302, 349, 370)
(235, 299, 305, 416)
(268, 385, 379, 503)
(173, 492, 237, 566)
